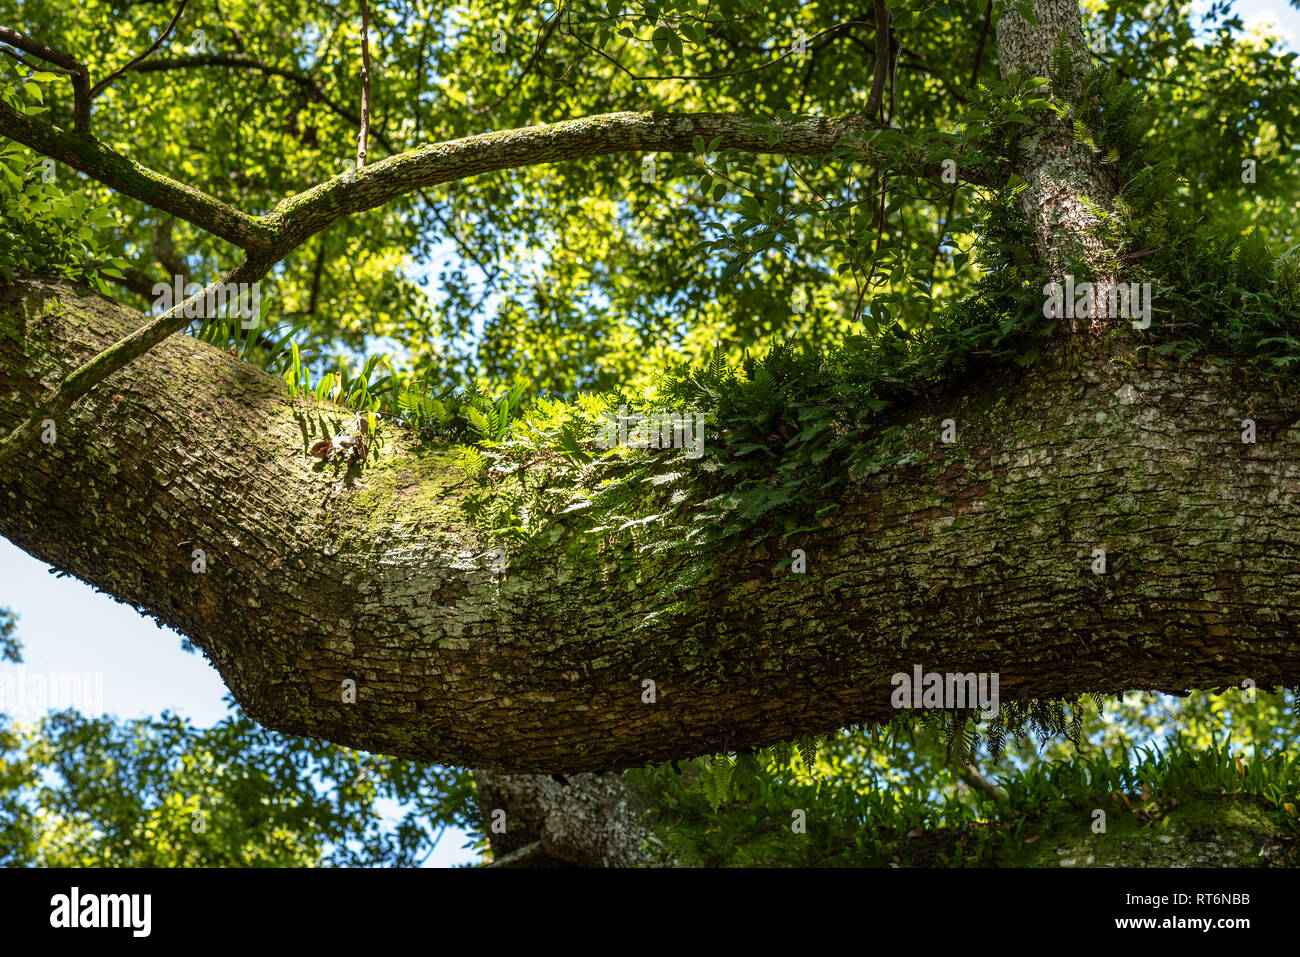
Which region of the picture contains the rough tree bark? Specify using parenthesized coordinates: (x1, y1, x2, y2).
(1, 1, 1296, 793)
(3, 275, 1298, 776)
(996, 0, 1118, 293)
(474, 770, 659, 867)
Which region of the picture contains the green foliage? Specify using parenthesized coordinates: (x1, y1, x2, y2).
(634, 691, 1300, 867)
(0, 607, 20, 664)
(919, 694, 1106, 765)
(0, 706, 479, 866)
(0, 80, 128, 293)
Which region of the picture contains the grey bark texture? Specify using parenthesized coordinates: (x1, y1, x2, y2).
(3, 276, 1298, 776)
(997, 0, 1120, 316)
(474, 770, 660, 867)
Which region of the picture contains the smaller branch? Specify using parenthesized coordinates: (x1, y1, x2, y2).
(0, 96, 274, 252)
(0, 257, 272, 468)
(152, 216, 187, 279)
(898, 53, 967, 105)
(1091, 49, 1213, 94)
(107, 264, 168, 301)
(0, 25, 84, 74)
(957, 763, 1008, 803)
(125, 54, 402, 155)
(864, 0, 889, 118)
(486, 840, 549, 867)
(0, 25, 91, 131)
(306, 238, 328, 316)
(0, 43, 72, 75)
(356, 0, 371, 168)
(970, 0, 994, 89)
(89, 0, 189, 99)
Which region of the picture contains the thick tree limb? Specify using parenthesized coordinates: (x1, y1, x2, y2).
(2, 275, 1297, 773)
(0, 104, 991, 260)
(257, 111, 990, 256)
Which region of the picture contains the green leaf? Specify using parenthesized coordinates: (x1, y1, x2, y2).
(651, 26, 672, 56)
(719, 256, 747, 284)
(466, 406, 491, 436)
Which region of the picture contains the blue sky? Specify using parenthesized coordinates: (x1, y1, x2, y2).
(2, 1, 1297, 869)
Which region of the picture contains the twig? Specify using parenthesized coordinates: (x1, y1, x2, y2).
(127, 54, 400, 155)
(864, 0, 889, 118)
(565, 20, 869, 83)
(0, 43, 72, 75)
(90, 0, 189, 98)
(970, 0, 994, 89)
(357, 0, 371, 168)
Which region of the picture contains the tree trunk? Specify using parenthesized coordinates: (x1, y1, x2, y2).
(997, 0, 1120, 325)
(3, 275, 1298, 773)
(474, 770, 660, 867)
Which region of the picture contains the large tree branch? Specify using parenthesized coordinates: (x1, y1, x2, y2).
(258, 111, 991, 256)
(3, 275, 1298, 773)
(0, 105, 991, 261)
(0, 104, 992, 465)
